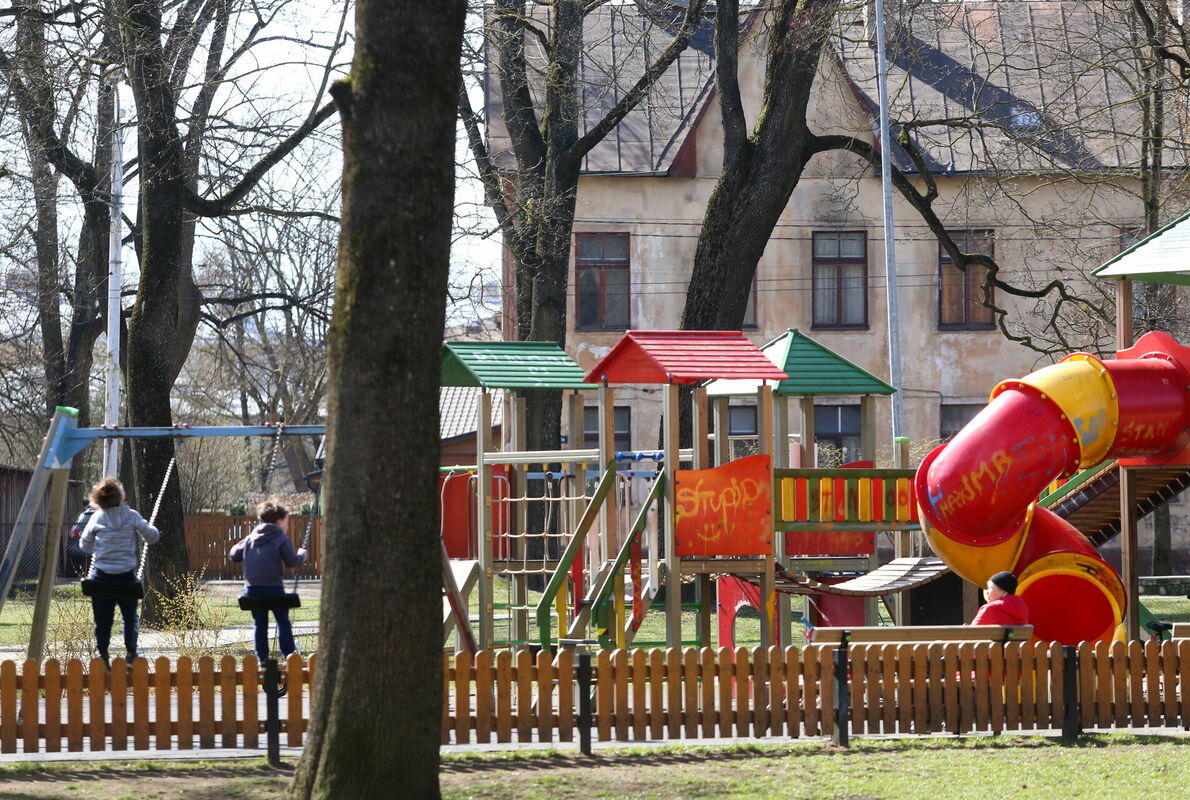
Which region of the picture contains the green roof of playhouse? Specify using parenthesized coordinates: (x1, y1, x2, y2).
(441, 341, 596, 390)
(1093, 210, 1190, 285)
(703, 330, 896, 397)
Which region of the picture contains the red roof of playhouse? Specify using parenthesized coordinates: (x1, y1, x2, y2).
(584, 331, 789, 385)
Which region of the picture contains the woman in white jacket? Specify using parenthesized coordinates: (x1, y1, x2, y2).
(79, 478, 160, 669)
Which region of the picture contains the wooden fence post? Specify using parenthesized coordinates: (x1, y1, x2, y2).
(264, 658, 281, 767)
(578, 653, 593, 756)
(1062, 645, 1080, 743)
(832, 634, 850, 747)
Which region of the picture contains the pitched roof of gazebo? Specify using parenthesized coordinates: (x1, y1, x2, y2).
(441, 342, 596, 389)
(584, 330, 788, 385)
(704, 329, 896, 397)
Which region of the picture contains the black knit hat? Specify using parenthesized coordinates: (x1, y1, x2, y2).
(989, 571, 1018, 595)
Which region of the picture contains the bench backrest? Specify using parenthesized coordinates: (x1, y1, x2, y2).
(1171, 623, 1190, 640)
(809, 625, 1034, 645)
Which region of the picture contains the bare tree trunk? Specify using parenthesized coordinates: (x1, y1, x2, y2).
(289, 2, 464, 798)
(469, 0, 707, 451)
(117, 0, 193, 607)
(681, 0, 839, 333)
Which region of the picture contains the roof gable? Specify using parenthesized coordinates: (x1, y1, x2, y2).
(834, 1, 1182, 175)
(704, 330, 895, 397)
(585, 330, 789, 385)
(441, 342, 596, 389)
(440, 386, 505, 441)
(484, 5, 715, 176)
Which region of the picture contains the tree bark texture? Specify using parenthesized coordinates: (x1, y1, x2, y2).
(289, 2, 464, 799)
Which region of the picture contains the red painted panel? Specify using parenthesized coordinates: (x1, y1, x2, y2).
(784, 530, 875, 556)
(809, 577, 866, 627)
(674, 455, 773, 557)
(439, 466, 510, 559)
(795, 478, 808, 520)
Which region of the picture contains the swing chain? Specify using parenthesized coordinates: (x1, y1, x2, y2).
(291, 480, 319, 592)
(262, 422, 285, 492)
(139, 447, 178, 582)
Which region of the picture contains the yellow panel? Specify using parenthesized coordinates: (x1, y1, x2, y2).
(857, 479, 872, 522)
(781, 477, 795, 522)
(556, 581, 568, 632)
(895, 478, 910, 521)
(614, 573, 626, 649)
(818, 478, 832, 522)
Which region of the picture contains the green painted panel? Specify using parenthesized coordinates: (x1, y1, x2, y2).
(441, 341, 598, 389)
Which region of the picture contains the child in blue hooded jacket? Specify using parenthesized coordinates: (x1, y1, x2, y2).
(230, 499, 307, 661)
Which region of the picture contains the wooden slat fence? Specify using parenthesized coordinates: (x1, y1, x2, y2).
(0, 654, 311, 754)
(3, 642, 1190, 753)
(440, 641, 1190, 744)
(184, 515, 322, 579)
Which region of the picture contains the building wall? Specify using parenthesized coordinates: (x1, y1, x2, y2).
(562, 49, 1147, 466)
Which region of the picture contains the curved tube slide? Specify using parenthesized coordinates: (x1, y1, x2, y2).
(915, 331, 1190, 644)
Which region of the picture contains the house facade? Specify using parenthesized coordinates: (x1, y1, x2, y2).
(488, 1, 1190, 563)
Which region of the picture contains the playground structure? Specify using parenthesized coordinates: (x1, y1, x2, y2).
(444, 327, 1190, 652)
(439, 330, 954, 654)
(4, 330, 1188, 661)
(0, 411, 325, 662)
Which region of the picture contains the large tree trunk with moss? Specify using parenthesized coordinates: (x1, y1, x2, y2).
(288, 3, 464, 798)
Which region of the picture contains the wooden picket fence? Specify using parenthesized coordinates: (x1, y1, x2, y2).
(3, 641, 1190, 754)
(183, 514, 323, 579)
(0, 655, 312, 754)
(441, 640, 1190, 744)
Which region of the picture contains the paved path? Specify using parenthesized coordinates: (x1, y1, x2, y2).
(3, 726, 1190, 764)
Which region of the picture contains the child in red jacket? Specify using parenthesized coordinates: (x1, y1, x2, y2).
(971, 571, 1030, 626)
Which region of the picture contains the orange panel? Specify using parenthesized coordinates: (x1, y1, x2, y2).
(674, 455, 773, 557)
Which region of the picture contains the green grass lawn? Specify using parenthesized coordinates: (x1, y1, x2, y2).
(0, 735, 1185, 799)
(441, 735, 1190, 800)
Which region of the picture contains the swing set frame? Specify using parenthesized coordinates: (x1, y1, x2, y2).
(0, 406, 325, 662)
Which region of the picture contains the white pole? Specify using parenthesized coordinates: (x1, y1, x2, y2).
(874, 0, 905, 439)
(102, 79, 123, 477)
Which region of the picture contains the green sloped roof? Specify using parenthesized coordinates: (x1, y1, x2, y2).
(1093, 210, 1190, 285)
(441, 341, 597, 390)
(704, 330, 896, 397)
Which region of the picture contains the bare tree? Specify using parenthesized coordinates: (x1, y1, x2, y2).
(463, 0, 708, 450)
(0, 0, 349, 600)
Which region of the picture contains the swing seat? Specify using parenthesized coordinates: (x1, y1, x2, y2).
(239, 593, 301, 612)
(81, 578, 146, 601)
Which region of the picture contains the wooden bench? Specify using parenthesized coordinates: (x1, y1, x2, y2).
(809, 624, 1035, 646)
(1169, 623, 1190, 640)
